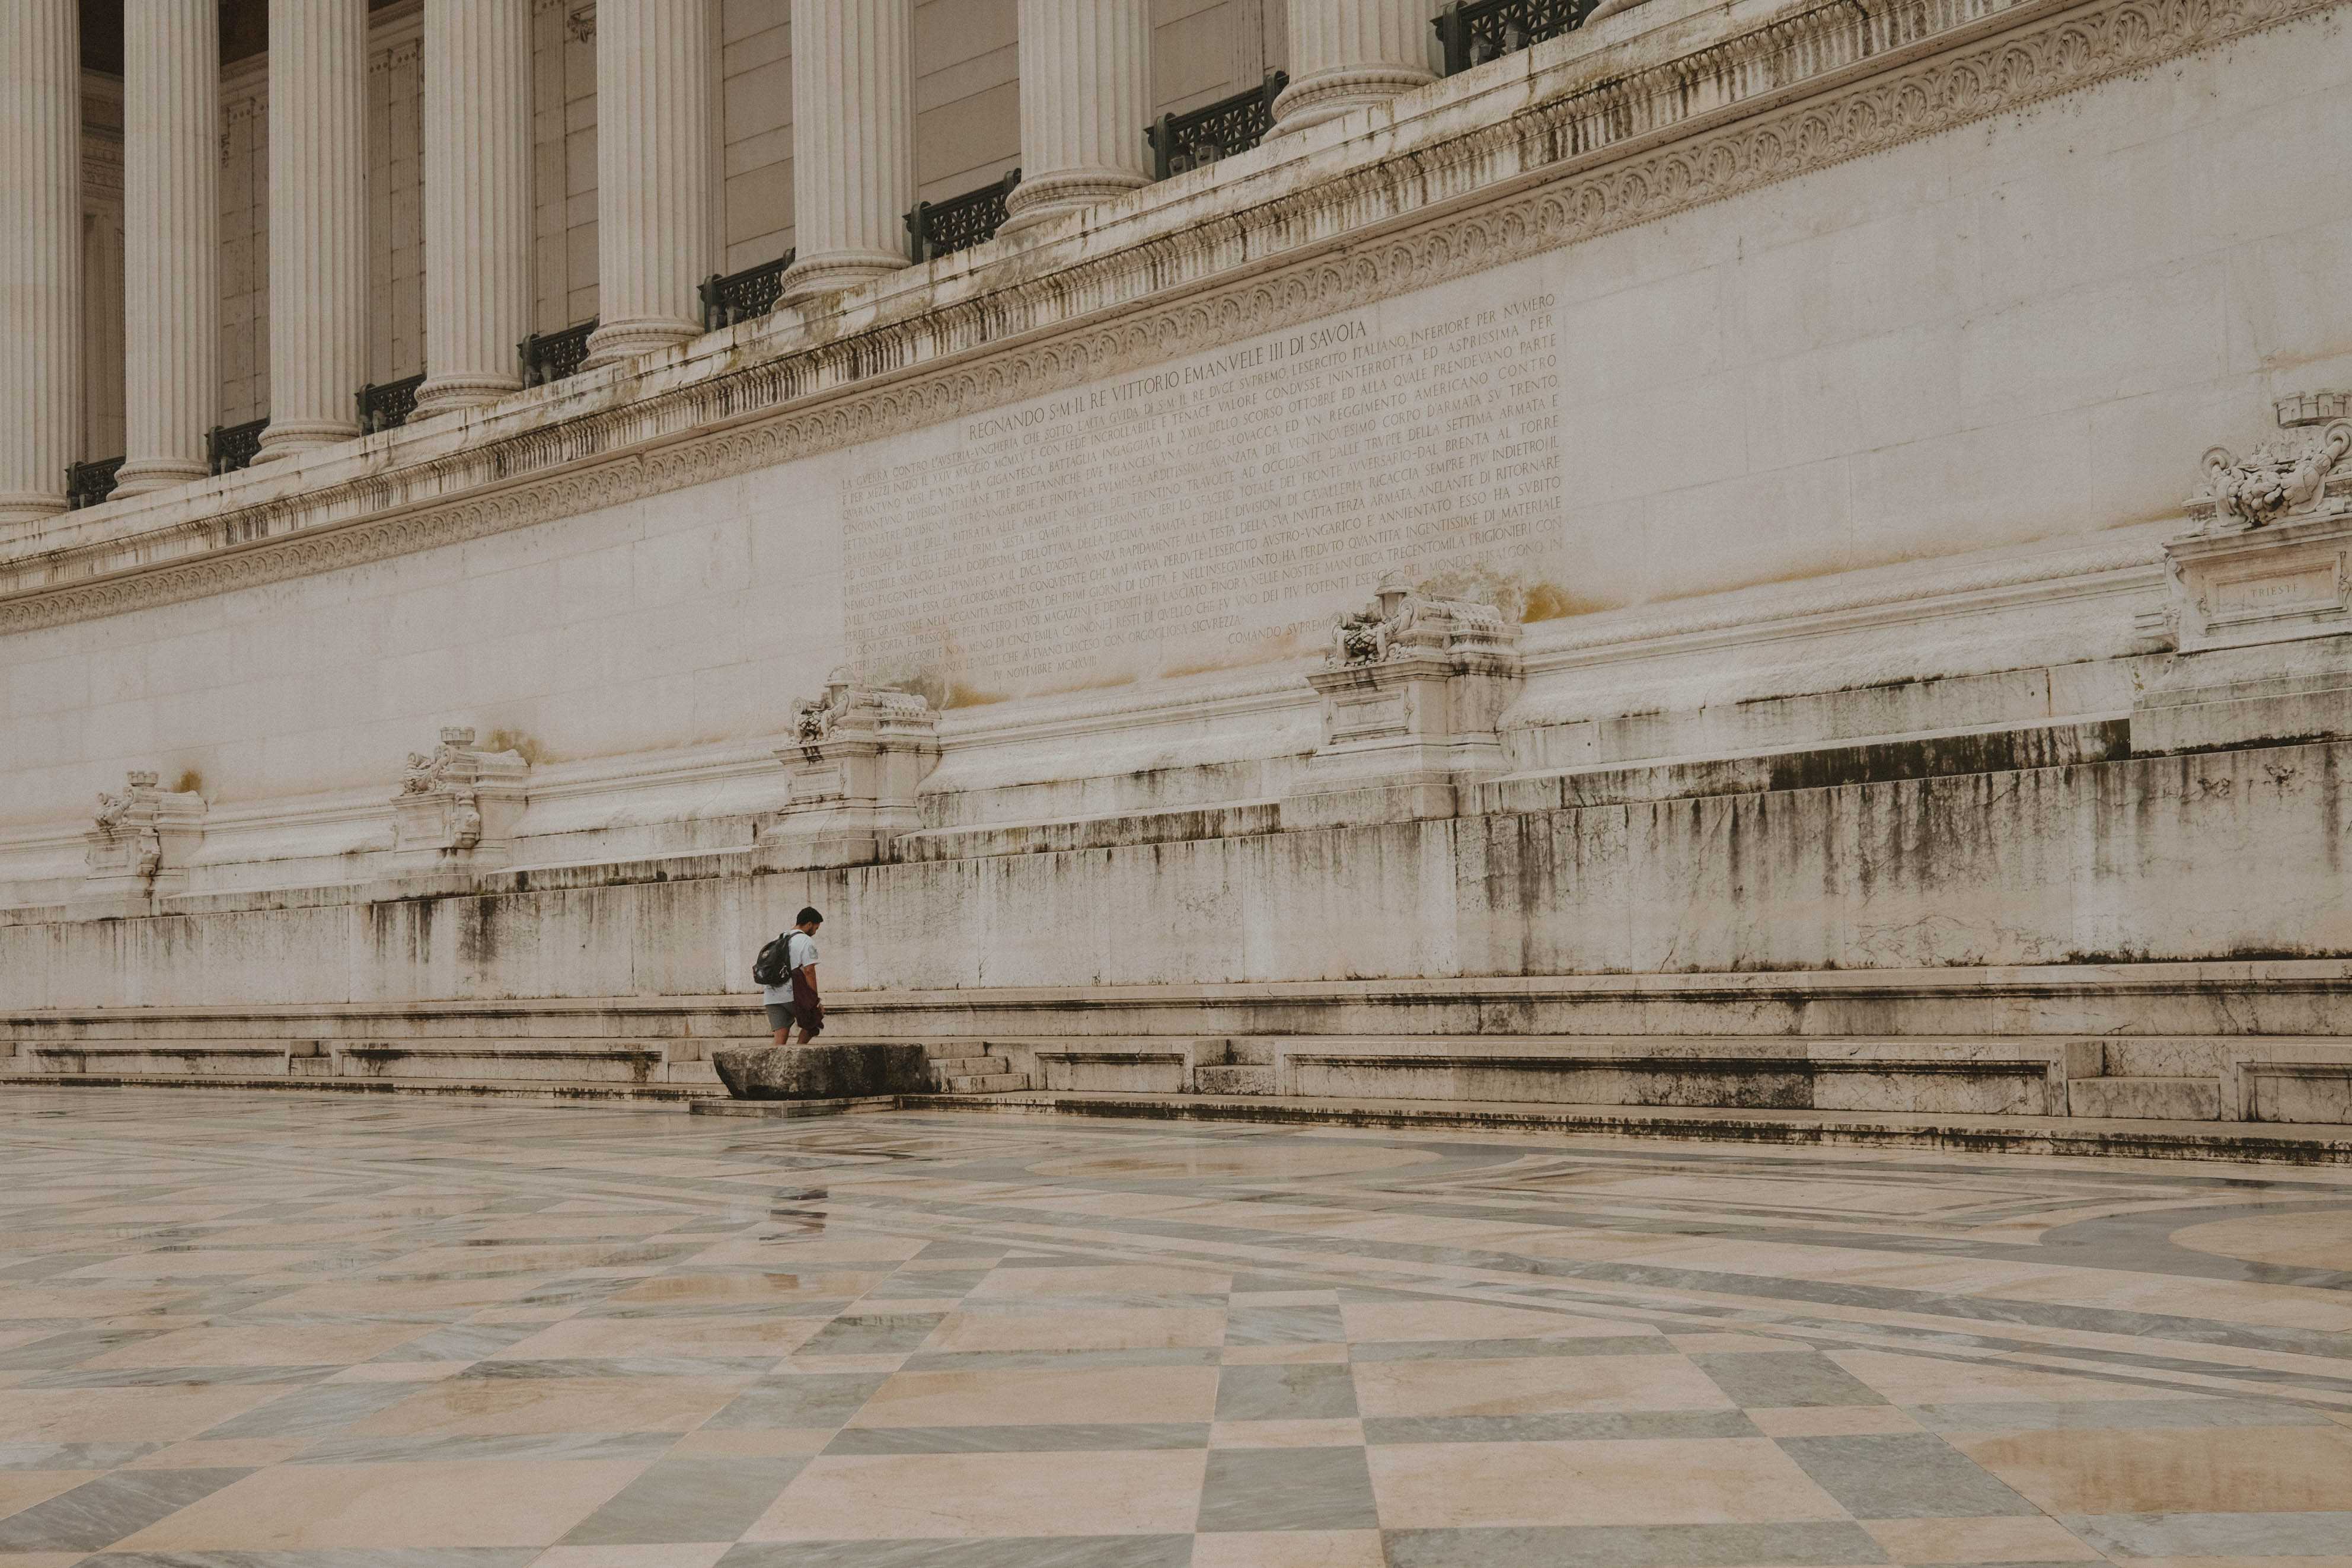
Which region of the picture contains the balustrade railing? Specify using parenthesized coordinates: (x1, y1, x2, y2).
(66, 456, 124, 509)
(356, 372, 426, 435)
(907, 169, 1020, 263)
(1432, 0, 1597, 75)
(206, 418, 267, 475)
(519, 320, 596, 387)
(701, 253, 797, 330)
(1147, 71, 1287, 180)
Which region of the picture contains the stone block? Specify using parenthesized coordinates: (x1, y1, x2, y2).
(711, 1043, 933, 1100)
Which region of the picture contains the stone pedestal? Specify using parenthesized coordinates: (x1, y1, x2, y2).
(762, 671, 940, 868)
(779, 0, 915, 302)
(0, 0, 81, 527)
(257, 0, 370, 461)
(1283, 575, 1523, 828)
(583, 0, 713, 368)
(712, 1043, 932, 1100)
(388, 727, 529, 871)
(417, 0, 533, 413)
(1001, 0, 1153, 235)
(79, 771, 207, 914)
(117, 0, 218, 496)
(1274, 0, 1438, 133)
(2132, 396, 2352, 753)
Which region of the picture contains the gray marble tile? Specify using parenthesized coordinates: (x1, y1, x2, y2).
(0, 1465, 250, 1553)
(22, 1363, 340, 1387)
(459, 1354, 782, 1379)
(561, 1453, 805, 1545)
(705, 1371, 893, 1430)
(82, 1553, 540, 1567)
(1215, 1361, 1359, 1420)
(1908, 1397, 2338, 1430)
(901, 1347, 1221, 1372)
(289, 1429, 676, 1465)
(198, 1379, 423, 1439)
(0, 1441, 161, 1470)
(366, 1322, 541, 1361)
(717, 1537, 1195, 1567)
(2064, 1511, 2352, 1559)
(1199, 1444, 1379, 1532)
(1365, 1410, 1760, 1444)
(1348, 1335, 1668, 1362)
(1223, 1302, 1346, 1345)
(797, 1314, 947, 1356)
(1695, 1352, 1891, 1408)
(825, 1422, 1212, 1454)
(1775, 1433, 2037, 1518)
(1385, 1521, 1890, 1567)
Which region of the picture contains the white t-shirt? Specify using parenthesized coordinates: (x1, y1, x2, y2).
(761, 931, 819, 1005)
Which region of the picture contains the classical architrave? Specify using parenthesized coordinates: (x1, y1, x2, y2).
(0, 0, 2335, 637)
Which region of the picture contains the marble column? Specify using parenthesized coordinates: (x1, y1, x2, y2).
(1274, 0, 1438, 132)
(779, 0, 914, 304)
(1001, 0, 1153, 236)
(257, 0, 370, 461)
(0, 0, 82, 525)
(117, 0, 220, 496)
(583, 0, 714, 368)
(417, 0, 533, 412)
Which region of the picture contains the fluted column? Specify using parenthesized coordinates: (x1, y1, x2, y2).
(1274, 0, 1438, 132)
(117, 0, 220, 496)
(416, 0, 533, 412)
(1002, 0, 1153, 236)
(780, 0, 914, 304)
(584, 0, 713, 368)
(257, 0, 369, 461)
(0, 0, 82, 526)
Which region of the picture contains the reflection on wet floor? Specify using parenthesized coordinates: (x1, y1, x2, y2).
(1, 1088, 2348, 1566)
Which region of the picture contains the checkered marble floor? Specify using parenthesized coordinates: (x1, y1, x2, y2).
(2, 1091, 2350, 1567)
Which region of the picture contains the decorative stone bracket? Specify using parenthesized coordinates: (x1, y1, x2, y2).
(763, 668, 940, 868)
(389, 727, 529, 871)
(82, 771, 207, 904)
(1285, 574, 1524, 828)
(2132, 394, 2352, 753)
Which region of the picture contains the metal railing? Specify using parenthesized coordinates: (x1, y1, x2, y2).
(357, 372, 426, 435)
(519, 320, 597, 387)
(1147, 71, 1287, 180)
(206, 418, 267, 475)
(1432, 0, 1598, 75)
(907, 169, 1021, 263)
(66, 456, 125, 510)
(700, 252, 796, 330)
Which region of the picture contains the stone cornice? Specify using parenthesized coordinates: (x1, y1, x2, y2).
(1, 0, 2335, 637)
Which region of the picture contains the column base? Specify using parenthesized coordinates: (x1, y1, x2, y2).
(415, 373, 525, 416)
(112, 458, 210, 497)
(780, 248, 909, 305)
(1271, 66, 1438, 133)
(582, 317, 703, 371)
(254, 419, 360, 462)
(0, 494, 69, 526)
(1000, 169, 1153, 236)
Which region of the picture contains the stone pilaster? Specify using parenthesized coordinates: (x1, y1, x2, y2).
(779, 0, 915, 304)
(116, 0, 220, 496)
(764, 670, 940, 868)
(0, 0, 81, 526)
(1001, 0, 1153, 235)
(257, 0, 371, 461)
(416, 0, 533, 414)
(583, 0, 713, 368)
(1274, 0, 1438, 132)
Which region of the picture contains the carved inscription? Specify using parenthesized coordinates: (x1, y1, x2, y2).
(840, 290, 1562, 697)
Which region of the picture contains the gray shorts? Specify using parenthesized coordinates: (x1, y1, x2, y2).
(765, 1001, 822, 1036)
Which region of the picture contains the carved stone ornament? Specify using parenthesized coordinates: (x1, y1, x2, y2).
(2187, 395, 2352, 534)
(84, 769, 206, 897)
(2159, 395, 2352, 657)
(389, 727, 528, 868)
(1328, 573, 1516, 669)
(767, 671, 940, 870)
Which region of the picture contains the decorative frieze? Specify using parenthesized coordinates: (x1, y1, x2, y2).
(390, 727, 528, 869)
(2165, 395, 2352, 654)
(82, 771, 207, 903)
(764, 670, 940, 868)
(1288, 575, 1524, 826)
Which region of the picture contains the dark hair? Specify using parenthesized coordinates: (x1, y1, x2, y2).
(796, 906, 824, 925)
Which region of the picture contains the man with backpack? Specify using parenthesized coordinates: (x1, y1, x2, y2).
(754, 908, 824, 1046)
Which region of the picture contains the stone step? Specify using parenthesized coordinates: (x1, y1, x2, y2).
(2068, 1075, 2224, 1121)
(1193, 1064, 1275, 1095)
(938, 1071, 1030, 1094)
(931, 1055, 1011, 1076)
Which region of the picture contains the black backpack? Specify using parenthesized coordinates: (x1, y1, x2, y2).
(752, 931, 796, 988)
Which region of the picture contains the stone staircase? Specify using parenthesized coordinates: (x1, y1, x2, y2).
(921, 1042, 1031, 1094)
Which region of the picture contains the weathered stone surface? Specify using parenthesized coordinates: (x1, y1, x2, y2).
(711, 1043, 933, 1101)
